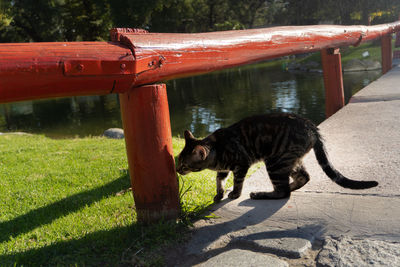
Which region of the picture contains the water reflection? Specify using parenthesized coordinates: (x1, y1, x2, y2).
(0, 63, 381, 138)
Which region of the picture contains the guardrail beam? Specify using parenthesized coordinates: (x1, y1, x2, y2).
(0, 42, 135, 103)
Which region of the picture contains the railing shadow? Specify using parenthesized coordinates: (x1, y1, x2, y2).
(0, 224, 143, 266)
(176, 223, 324, 267)
(170, 196, 325, 266)
(0, 173, 131, 244)
(183, 197, 289, 255)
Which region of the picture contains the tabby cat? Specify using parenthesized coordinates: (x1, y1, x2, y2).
(176, 113, 378, 202)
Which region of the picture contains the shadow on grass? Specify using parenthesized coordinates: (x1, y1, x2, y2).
(0, 174, 131, 244)
(0, 225, 135, 266)
(0, 220, 182, 266)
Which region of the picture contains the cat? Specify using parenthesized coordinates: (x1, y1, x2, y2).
(176, 113, 378, 202)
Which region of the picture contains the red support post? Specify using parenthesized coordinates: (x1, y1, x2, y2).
(119, 84, 180, 223)
(381, 34, 392, 74)
(321, 48, 345, 118)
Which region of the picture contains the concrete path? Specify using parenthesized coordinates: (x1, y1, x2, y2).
(168, 65, 400, 266)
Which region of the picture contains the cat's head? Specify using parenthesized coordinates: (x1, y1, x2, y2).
(176, 130, 210, 175)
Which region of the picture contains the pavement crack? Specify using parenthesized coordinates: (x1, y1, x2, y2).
(293, 198, 300, 229)
(348, 199, 355, 224)
(298, 190, 400, 198)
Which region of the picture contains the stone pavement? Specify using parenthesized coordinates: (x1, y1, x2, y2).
(167, 65, 400, 266)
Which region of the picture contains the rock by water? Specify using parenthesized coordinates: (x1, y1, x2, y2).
(343, 59, 381, 72)
(103, 128, 124, 139)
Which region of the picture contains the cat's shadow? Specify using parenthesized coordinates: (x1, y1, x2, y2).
(185, 196, 289, 255)
(174, 197, 325, 267)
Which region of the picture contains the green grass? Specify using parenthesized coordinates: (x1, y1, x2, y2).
(230, 38, 395, 73)
(0, 134, 259, 266)
(293, 39, 396, 68)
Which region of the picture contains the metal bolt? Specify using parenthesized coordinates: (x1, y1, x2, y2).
(120, 63, 126, 70)
(76, 64, 84, 71)
(147, 57, 165, 68)
(159, 56, 165, 66)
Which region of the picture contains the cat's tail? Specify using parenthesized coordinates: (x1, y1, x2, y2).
(313, 134, 378, 189)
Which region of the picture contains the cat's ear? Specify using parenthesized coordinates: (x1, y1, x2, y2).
(192, 145, 207, 161)
(184, 130, 195, 141)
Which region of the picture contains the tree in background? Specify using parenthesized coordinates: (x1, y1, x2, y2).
(0, 0, 112, 42)
(276, 0, 400, 25)
(61, 0, 112, 41)
(148, 0, 286, 32)
(0, 0, 399, 42)
(108, 0, 166, 30)
(0, 0, 63, 42)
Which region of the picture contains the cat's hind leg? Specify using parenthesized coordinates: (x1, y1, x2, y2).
(289, 163, 310, 191)
(214, 171, 229, 202)
(250, 158, 294, 199)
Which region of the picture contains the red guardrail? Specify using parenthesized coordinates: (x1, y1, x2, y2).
(114, 22, 400, 86)
(2, 22, 400, 104)
(1, 21, 399, 222)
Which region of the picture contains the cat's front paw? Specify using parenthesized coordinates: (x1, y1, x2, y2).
(213, 192, 224, 202)
(228, 191, 241, 199)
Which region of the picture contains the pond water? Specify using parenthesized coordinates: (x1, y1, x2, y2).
(0, 62, 381, 138)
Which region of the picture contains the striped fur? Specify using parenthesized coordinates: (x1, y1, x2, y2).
(176, 113, 378, 201)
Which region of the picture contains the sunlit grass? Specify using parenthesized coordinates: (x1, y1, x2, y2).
(294, 39, 395, 67)
(211, 39, 394, 76)
(0, 134, 137, 265)
(0, 134, 258, 266)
